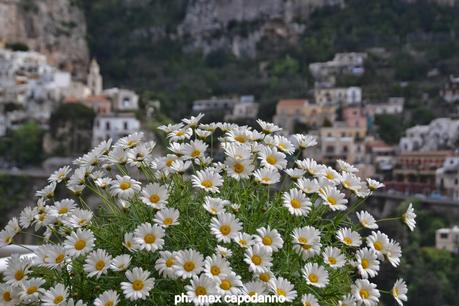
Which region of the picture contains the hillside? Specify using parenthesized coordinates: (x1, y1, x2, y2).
(80, 0, 459, 120)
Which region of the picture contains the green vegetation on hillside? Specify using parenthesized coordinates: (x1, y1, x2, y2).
(0, 122, 44, 166)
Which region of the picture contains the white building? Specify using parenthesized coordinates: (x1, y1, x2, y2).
(87, 59, 103, 96)
(103, 88, 139, 112)
(309, 52, 367, 80)
(92, 113, 141, 146)
(436, 226, 459, 254)
(440, 75, 459, 103)
(192, 97, 239, 114)
(314, 87, 362, 105)
(399, 118, 459, 152)
(225, 95, 259, 120)
(365, 97, 404, 116)
(436, 157, 459, 199)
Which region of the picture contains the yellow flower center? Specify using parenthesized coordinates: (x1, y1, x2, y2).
(239, 239, 247, 246)
(15, 270, 24, 281)
(149, 194, 160, 203)
(343, 237, 353, 245)
(55, 254, 65, 264)
(144, 234, 156, 244)
(361, 258, 369, 269)
(166, 258, 175, 267)
(259, 272, 270, 282)
(326, 172, 334, 180)
(248, 291, 257, 296)
(276, 288, 286, 296)
(291, 199, 301, 208)
(176, 131, 185, 136)
(211, 266, 221, 276)
(233, 163, 245, 174)
(220, 280, 231, 290)
(234, 135, 247, 143)
(220, 225, 231, 236)
(96, 260, 106, 271)
(195, 286, 207, 296)
(261, 177, 271, 183)
(308, 273, 318, 283)
(392, 287, 399, 297)
(184, 261, 195, 272)
(360, 289, 369, 299)
(374, 241, 383, 251)
(327, 196, 337, 205)
(119, 181, 131, 190)
(191, 150, 201, 158)
(266, 155, 277, 165)
(132, 280, 144, 291)
(58, 207, 69, 214)
(166, 160, 174, 167)
(201, 180, 213, 188)
(251, 255, 262, 265)
(3, 291, 11, 301)
(163, 218, 173, 225)
(75, 239, 86, 251)
(104, 302, 114, 306)
(328, 256, 337, 265)
(27, 286, 38, 294)
(262, 236, 273, 246)
(54, 295, 64, 304)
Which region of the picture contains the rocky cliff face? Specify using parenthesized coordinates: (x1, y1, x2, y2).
(178, 0, 344, 57)
(0, 0, 89, 80)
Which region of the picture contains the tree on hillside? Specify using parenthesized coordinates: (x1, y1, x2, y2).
(0, 122, 44, 166)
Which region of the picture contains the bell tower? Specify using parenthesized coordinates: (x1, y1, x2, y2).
(87, 59, 103, 95)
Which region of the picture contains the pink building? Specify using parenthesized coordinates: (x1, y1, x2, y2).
(343, 106, 367, 129)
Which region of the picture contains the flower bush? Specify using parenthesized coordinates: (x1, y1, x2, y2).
(0, 116, 415, 305)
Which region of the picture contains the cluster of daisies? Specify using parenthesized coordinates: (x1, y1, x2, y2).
(0, 115, 415, 305)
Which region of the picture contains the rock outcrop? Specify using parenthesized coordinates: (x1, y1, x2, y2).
(0, 0, 89, 80)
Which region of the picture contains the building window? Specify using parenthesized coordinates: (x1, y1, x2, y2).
(455, 178, 458, 185)
(123, 97, 131, 108)
(123, 121, 128, 130)
(326, 146, 334, 153)
(105, 121, 110, 131)
(440, 233, 449, 239)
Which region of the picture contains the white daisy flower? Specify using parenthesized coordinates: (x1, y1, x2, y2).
(339, 294, 356, 306)
(225, 158, 254, 180)
(203, 196, 228, 215)
(243, 281, 267, 297)
(284, 168, 306, 180)
(366, 178, 384, 190)
(19, 277, 45, 303)
(154, 208, 180, 227)
(291, 226, 322, 259)
(19, 206, 36, 229)
(95, 177, 113, 189)
(301, 293, 319, 306)
(319, 185, 348, 211)
(385, 239, 402, 267)
(253, 167, 281, 185)
(356, 211, 378, 229)
(94, 290, 119, 306)
(322, 246, 346, 269)
(155, 251, 178, 279)
(83, 249, 112, 279)
(257, 119, 282, 134)
(51, 199, 76, 219)
(392, 278, 408, 305)
(110, 175, 141, 200)
(48, 166, 72, 183)
(295, 177, 320, 194)
(254, 270, 274, 284)
(366, 231, 389, 256)
(274, 135, 295, 154)
(337, 228, 362, 247)
(351, 279, 380, 306)
(111, 254, 131, 272)
(184, 139, 208, 159)
(185, 274, 217, 305)
(244, 245, 273, 273)
(223, 143, 252, 160)
(258, 147, 287, 170)
(302, 263, 329, 288)
(203, 254, 231, 280)
(233, 232, 255, 248)
(140, 183, 169, 209)
(174, 249, 204, 279)
(337, 159, 359, 173)
(216, 245, 233, 258)
(40, 283, 68, 306)
(183, 113, 205, 128)
(121, 267, 155, 301)
(355, 248, 380, 279)
(226, 127, 253, 144)
(64, 229, 95, 257)
(269, 276, 297, 302)
(291, 134, 317, 149)
(158, 122, 184, 133)
(168, 128, 193, 141)
(282, 188, 312, 216)
(0, 228, 15, 247)
(195, 128, 212, 139)
(341, 172, 363, 193)
(0, 284, 18, 305)
(217, 272, 243, 296)
(210, 213, 242, 243)
(255, 226, 284, 253)
(191, 169, 223, 193)
(116, 132, 144, 149)
(123, 232, 137, 252)
(296, 158, 324, 177)
(64, 208, 93, 228)
(170, 159, 192, 173)
(402, 203, 416, 231)
(133, 222, 165, 252)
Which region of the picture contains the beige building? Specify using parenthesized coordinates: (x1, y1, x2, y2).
(436, 157, 459, 200)
(314, 86, 362, 105)
(436, 226, 459, 254)
(319, 123, 367, 164)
